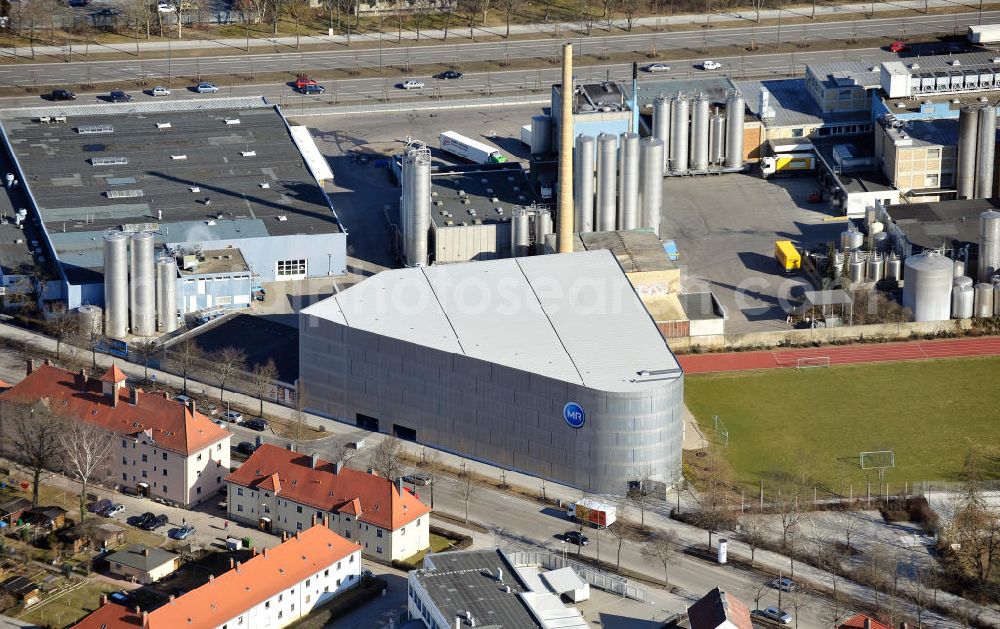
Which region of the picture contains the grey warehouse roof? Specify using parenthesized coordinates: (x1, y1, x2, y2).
(302, 250, 681, 392)
(885, 197, 997, 252)
(735, 78, 871, 128)
(430, 164, 541, 229)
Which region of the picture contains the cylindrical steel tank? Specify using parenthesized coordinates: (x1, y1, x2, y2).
(952, 283, 975, 319)
(574, 135, 596, 233)
(977, 105, 997, 199)
(848, 251, 866, 283)
(954, 275, 974, 288)
(652, 96, 671, 174)
(129, 231, 156, 336)
(993, 275, 1000, 315)
(669, 95, 690, 173)
(76, 304, 103, 338)
(885, 253, 903, 283)
(709, 110, 726, 165)
(533, 210, 553, 254)
(957, 106, 978, 199)
(873, 231, 890, 252)
(979, 209, 1000, 281)
(402, 144, 431, 266)
(595, 133, 618, 231)
(903, 251, 954, 322)
(690, 94, 710, 172)
(618, 132, 640, 230)
(974, 282, 995, 317)
(103, 232, 129, 339)
(155, 255, 178, 333)
(512, 211, 531, 257)
(639, 137, 665, 236)
(834, 250, 846, 271)
(530, 114, 552, 155)
(840, 228, 864, 251)
(867, 253, 884, 283)
(954, 258, 966, 278)
(724, 91, 745, 169)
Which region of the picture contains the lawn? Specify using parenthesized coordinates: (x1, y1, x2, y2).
(684, 356, 1000, 490)
(17, 579, 121, 628)
(402, 533, 461, 567)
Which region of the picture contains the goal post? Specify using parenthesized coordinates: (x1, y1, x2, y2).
(860, 450, 896, 470)
(796, 356, 831, 370)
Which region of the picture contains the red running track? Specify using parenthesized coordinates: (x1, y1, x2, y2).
(677, 336, 1000, 374)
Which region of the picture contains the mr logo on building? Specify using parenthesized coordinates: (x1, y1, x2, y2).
(563, 402, 586, 429)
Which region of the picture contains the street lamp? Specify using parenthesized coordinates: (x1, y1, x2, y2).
(561, 540, 567, 561)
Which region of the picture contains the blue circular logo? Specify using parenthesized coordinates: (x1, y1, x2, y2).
(563, 402, 585, 429)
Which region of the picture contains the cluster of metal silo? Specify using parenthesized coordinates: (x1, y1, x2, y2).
(102, 230, 177, 339)
(400, 142, 432, 267)
(956, 105, 998, 200)
(511, 208, 553, 257)
(902, 251, 954, 322)
(651, 91, 745, 175)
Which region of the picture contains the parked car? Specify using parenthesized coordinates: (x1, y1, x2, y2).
(108, 591, 133, 606)
(301, 84, 326, 95)
(403, 473, 432, 486)
(222, 410, 243, 423)
(101, 503, 126, 517)
(170, 525, 195, 540)
(752, 607, 793, 625)
(151, 86, 171, 97)
(362, 568, 374, 578)
(435, 70, 463, 80)
(142, 514, 169, 531)
(243, 418, 268, 431)
(888, 40, 908, 53)
(561, 531, 589, 546)
(195, 82, 219, 94)
(108, 90, 132, 102)
(87, 498, 111, 514)
(645, 63, 670, 73)
(294, 74, 317, 89)
(175, 394, 192, 404)
(157, 2, 176, 12)
(400, 79, 425, 90)
(769, 577, 798, 592)
(236, 441, 257, 456)
(702, 60, 721, 70)
(48, 89, 76, 101)
(128, 512, 155, 528)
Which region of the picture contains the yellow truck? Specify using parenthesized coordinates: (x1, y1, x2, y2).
(774, 240, 801, 272)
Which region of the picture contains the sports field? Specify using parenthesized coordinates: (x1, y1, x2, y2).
(684, 356, 1000, 489)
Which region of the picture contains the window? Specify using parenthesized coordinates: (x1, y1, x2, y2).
(324, 569, 330, 577)
(237, 488, 244, 496)
(349, 555, 354, 563)
(336, 562, 341, 570)
(791, 128, 804, 138)
(296, 522, 303, 530)
(345, 530, 351, 539)
(122, 457, 127, 465)
(263, 504, 270, 513)
(376, 546, 382, 555)
(122, 439, 127, 448)
(122, 473, 127, 481)
(215, 296, 233, 305)
(197, 487, 202, 495)
(141, 470, 148, 479)
(927, 148, 941, 158)
(162, 453, 167, 461)
(926, 173, 940, 187)
(376, 529, 383, 538)
(296, 505, 303, 514)
(237, 504, 244, 512)
(336, 578, 342, 587)
(141, 454, 148, 462)
(163, 484, 168, 492)
(305, 595, 311, 605)
(197, 454, 203, 461)
(306, 579, 311, 587)
(162, 469, 168, 477)
(277, 259, 307, 276)
(401, 527, 406, 535)
(265, 601, 270, 610)
(217, 476, 222, 484)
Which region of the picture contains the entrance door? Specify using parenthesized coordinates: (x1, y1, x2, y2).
(137, 483, 149, 498)
(356, 414, 379, 432)
(393, 424, 417, 442)
(259, 517, 272, 533)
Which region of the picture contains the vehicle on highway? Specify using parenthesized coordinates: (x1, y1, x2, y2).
(142, 514, 169, 531)
(108, 90, 132, 103)
(702, 60, 721, 70)
(888, 40, 908, 53)
(158, 2, 176, 12)
(87, 498, 111, 513)
(561, 531, 589, 546)
(128, 512, 156, 528)
(769, 577, 798, 591)
(400, 79, 425, 90)
(243, 418, 269, 431)
(222, 410, 243, 423)
(645, 63, 670, 73)
(301, 84, 326, 95)
(403, 473, 431, 486)
(151, 86, 171, 97)
(101, 503, 126, 517)
(195, 82, 219, 93)
(170, 524, 196, 540)
(48, 89, 76, 101)
(294, 74, 317, 89)
(236, 441, 257, 456)
(752, 607, 792, 625)
(435, 70, 463, 80)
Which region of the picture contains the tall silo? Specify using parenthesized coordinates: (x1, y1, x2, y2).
(709, 109, 726, 165)
(103, 231, 129, 339)
(957, 106, 978, 199)
(652, 96, 671, 174)
(902, 251, 954, 322)
(639, 137, 665, 236)
(129, 231, 156, 336)
(574, 135, 596, 233)
(724, 91, 745, 169)
(976, 105, 997, 199)
(595, 133, 618, 231)
(76, 305, 103, 338)
(669, 95, 690, 174)
(511, 210, 531, 257)
(618, 132, 640, 231)
(978, 209, 1000, 281)
(155, 255, 178, 333)
(530, 115, 553, 155)
(974, 282, 995, 317)
(534, 210, 553, 254)
(690, 93, 710, 172)
(401, 144, 431, 267)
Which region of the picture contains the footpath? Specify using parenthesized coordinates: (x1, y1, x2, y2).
(1, 0, 996, 58)
(1, 322, 998, 627)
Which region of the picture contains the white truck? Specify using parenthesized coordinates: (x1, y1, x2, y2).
(520, 124, 532, 147)
(567, 499, 617, 529)
(968, 24, 1000, 44)
(439, 131, 507, 165)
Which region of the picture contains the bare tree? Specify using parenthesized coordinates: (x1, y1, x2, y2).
(787, 586, 804, 629)
(59, 419, 115, 523)
(837, 511, 862, 554)
(606, 520, 627, 570)
(369, 436, 404, 481)
(251, 359, 278, 417)
(500, 0, 522, 38)
(7, 403, 64, 508)
(131, 338, 159, 382)
(44, 303, 78, 360)
(748, 580, 768, 611)
(742, 512, 765, 566)
(288, 379, 308, 451)
(286, 0, 308, 47)
(641, 530, 678, 586)
(418, 450, 442, 509)
(628, 467, 653, 531)
(773, 475, 808, 549)
(690, 470, 734, 549)
(621, 0, 639, 30)
(213, 346, 247, 406)
(460, 467, 477, 525)
(950, 449, 1000, 584)
(168, 338, 204, 395)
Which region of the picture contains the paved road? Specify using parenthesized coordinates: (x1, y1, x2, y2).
(0, 10, 996, 91)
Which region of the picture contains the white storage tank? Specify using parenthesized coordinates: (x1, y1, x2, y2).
(76, 304, 103, 338)
(952, 282, 974, 319)
(129, 231, 156, 336)
(903, 252, 955, 322)
(974, 282, 995, 317)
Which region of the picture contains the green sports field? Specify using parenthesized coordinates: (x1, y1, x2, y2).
(684, 356, 1000, 489)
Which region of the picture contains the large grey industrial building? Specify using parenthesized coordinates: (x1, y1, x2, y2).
(299, 249, 684, 494)
(0, 98, 346, 312)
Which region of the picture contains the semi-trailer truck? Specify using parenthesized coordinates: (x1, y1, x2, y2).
(968, 25, 1000, 44)
(439, 131, 507, 164)
(567, 499, 617, 528)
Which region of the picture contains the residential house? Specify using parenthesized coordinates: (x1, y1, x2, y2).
(839, 614, 891, 629)
(106, 545, 179, 584)
(0, 362, 231, 507)
(686, 587, 753, 629)
(225, 444, 430, 561)
(69, 599, 142, 629)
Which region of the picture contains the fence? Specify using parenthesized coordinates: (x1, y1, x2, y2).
(507, 550, 648, 603)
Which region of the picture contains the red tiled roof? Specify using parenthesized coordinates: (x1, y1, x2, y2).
(0, 365, 229, 456)
(100, 364, 128, 384)
(259, 473, 281, 492)
(0, 379, 10, 389)
(70, 601, 143, 628)
(687, 587, 753, 629)
(226, 444, 430, 530)
(840, 613, 891, 629)
(145, 525, 359, 629)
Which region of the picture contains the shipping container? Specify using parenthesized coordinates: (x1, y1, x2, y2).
(567, 498, 617, 528)
(774, 240, 801, 272)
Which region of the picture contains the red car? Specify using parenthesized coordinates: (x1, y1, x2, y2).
(889, 41, 908, 53)
(294, 74, 317, 90)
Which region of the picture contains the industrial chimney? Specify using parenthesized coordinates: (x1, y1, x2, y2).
(557, 42, 575, 253)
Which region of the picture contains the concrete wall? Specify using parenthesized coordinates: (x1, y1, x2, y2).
(432, 222, 511, 263)
(299, 314, 684, 495)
